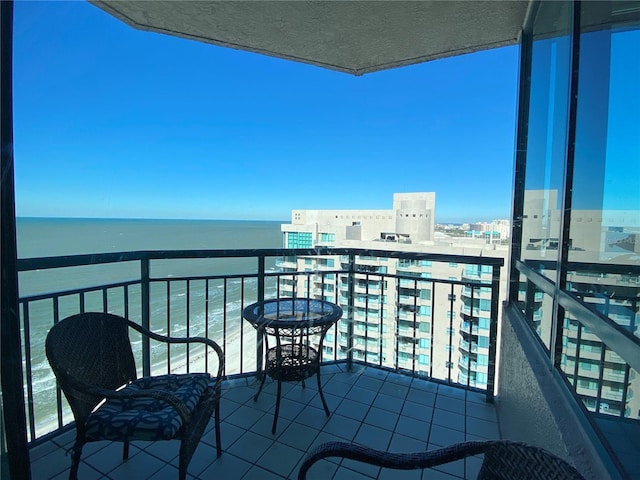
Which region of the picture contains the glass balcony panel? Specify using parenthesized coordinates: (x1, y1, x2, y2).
(518, 0, 572, 280)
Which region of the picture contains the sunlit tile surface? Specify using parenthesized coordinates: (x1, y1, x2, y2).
(30, 364, 500, 479)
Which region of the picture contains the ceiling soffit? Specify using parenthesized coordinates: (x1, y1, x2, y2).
(90, 1, 530, 75)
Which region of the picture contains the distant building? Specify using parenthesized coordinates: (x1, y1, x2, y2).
(280, 192, 508, 390)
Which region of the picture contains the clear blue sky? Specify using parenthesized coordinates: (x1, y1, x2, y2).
(13, 1, 519, 223)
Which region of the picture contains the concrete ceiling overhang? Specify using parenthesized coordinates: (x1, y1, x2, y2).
(90, 0, 530, 75)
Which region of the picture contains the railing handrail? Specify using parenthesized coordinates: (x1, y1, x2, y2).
(17, 247, 505, 272)
(515, 259, 640, 375)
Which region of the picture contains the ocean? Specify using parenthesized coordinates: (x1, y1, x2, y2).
(17, 217, 283, 259)
(16, 217, 284, 438)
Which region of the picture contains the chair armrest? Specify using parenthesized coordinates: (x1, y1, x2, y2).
(298, 441, 493, 480)
(126, 320, 225, 381)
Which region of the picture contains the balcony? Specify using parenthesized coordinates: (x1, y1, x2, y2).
(6, 247, 639, 479)
(29, 364, 501, 480)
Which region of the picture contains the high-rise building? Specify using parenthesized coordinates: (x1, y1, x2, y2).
(280, 192, 509, 390)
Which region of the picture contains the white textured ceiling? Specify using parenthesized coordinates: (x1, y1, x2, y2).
(90, 1, 530, 75)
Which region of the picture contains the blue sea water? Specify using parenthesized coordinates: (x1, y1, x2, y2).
(16, 217, 284, 437)
(17, 217, 283, 258)
(17, 217, 284, 295)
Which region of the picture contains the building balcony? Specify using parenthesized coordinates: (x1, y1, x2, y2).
(275, 257, 298, 269)
(458, 339, 478, 354)
(461, 285, 493, 300)
(459, 320, 480, 336)
(8, 247, 638, 479)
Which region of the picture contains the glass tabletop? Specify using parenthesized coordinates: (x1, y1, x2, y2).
(243, 298, 342, 329)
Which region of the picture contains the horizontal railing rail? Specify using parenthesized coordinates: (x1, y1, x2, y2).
(18, 248, 503, 446)
(515, 259, 640, 374)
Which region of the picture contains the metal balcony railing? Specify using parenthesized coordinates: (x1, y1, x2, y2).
(514, 258, 640, 422)
(16, 247, 502, 447)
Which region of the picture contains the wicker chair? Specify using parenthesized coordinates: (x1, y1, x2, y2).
(298, 440, 586, 479)
(45, 312, 224, 480)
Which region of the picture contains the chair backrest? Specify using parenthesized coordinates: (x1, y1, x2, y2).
(480, 441, 585, 480)
(46, 312, 138, 422)
(297, 440, 585, 480)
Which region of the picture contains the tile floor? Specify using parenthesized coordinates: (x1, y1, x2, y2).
(30, 364, 501, 480)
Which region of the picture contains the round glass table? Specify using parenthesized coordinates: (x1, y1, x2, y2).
(243, 298, 343, 434)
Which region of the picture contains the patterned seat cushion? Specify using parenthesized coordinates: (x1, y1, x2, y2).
(85, 373, 211, 441)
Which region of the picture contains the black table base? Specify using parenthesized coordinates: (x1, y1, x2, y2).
(243, 298, 342, 434)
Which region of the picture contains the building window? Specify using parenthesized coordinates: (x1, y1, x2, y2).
(321, 233, 335, 243)
(287, 232, 313, 248)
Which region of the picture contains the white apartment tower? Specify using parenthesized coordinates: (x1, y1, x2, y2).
(280, 193, 509, 390)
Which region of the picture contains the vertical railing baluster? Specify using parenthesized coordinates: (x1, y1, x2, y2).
(524, 278, 536, 326)
(487, 264, 500, 401)
(395, 275, 400, 372)
(447, 283, 455, 383)
(347, 254, 355, 370)
(620, 360, 631, 418)
(467, 283, 473, 388)
(379, 272, 385, 368)
(595, 337, 607, 414)
(334, 269, 340, 361)
(53, 297, 63, 429)
(241, 278, 245, 374)
(430, 281, 435, 379)
(412, 278, 418, 375)
(166, 280, 171, 375)
(257, 256, 265, 375)
(205, 278, 210, 372)
(223, 278, 228, 377)
(124, 285, 129, 319)
(364, 272, 369, 364)
(102, 287, 108, 313)
(141, 257, 151, 377)
(22, 302, 36, 442)
(186, 279, 191, 373)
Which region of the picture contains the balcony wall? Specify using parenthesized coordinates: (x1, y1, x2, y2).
(498, 303, 617, 480)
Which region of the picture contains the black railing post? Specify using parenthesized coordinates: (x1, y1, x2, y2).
(486, 264, 501, 402)
(257, 256, 265, 374)
(524, 278, 536, 326)
(1, 1, 31, 476)
(347, 254, 355, 370)
(141, 256, 151, 377)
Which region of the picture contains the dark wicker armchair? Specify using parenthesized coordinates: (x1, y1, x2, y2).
(46, 312, 224, 480)
(298, 440, 586, 480)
